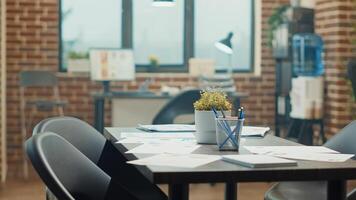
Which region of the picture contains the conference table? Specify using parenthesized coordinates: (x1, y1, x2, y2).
(104, 127, 356, 200)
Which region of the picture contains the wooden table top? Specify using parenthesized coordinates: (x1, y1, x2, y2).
(104, 127, 356, 184)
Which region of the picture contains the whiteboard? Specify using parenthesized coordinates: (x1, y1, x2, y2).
(90, 49, 135, 81)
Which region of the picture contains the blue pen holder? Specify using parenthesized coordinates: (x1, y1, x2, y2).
(215, 117, 244, 151)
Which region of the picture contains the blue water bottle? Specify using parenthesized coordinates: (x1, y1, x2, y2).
(292, 33, 324, 76)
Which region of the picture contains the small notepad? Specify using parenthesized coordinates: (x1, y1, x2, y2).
(222, 155, 297, 168)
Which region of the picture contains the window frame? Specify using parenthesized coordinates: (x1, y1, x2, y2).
(59, 0, 255, 73)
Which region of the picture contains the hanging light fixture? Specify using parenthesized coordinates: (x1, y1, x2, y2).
(152, 0, 176, 7)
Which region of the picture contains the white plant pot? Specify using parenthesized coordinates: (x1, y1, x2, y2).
(194, 110, 231, 144)
(67, 59, 90, 73)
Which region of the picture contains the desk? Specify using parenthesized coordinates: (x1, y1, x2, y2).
(93, 91, 248, 133)
(104, 128, 356, 200)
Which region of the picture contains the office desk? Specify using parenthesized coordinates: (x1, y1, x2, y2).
(93, 91, 247, 133)
(104, 128, 356, 200)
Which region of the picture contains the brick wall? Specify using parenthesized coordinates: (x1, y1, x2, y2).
(1, 0, 300, 178)
(315, 0, 356, 137)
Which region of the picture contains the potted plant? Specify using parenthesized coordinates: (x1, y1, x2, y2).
(148, 55, 159, 72)
(193, 90, 232, 144)
(67, 51, 90, 73)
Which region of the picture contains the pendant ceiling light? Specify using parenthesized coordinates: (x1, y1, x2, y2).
(152, 0, 176, 7)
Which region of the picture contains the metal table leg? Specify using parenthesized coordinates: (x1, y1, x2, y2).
(169, 184, 189, 200)
(327, 180, 346, 200)
(225, 182, 237, 200)
(94, 97, 105, 133)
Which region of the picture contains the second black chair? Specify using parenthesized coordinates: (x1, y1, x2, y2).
(152, 89, 201, 124)
(265, 120, 356, 200)
(33, 117, 167, 200)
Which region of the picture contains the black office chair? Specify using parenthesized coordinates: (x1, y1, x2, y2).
(265, 120, 356, 200)
(152, 89, 201, 124)
(33, 117, 167, 200)
(26, 132, 138, 200)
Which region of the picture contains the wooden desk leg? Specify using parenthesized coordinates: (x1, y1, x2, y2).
(94, 97, 105, 133)
(225, 182, 237, 200)
(327, 180, 346, 200)
(169, 184, 189, 200)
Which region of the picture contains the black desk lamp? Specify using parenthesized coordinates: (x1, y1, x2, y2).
(152, 0, 175, 7)
(215, 32, 234, 73)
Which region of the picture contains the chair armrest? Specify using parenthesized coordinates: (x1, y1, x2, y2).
(348, 188, 356, 200)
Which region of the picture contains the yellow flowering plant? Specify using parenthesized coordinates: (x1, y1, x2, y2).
(193, 89, 232, 111)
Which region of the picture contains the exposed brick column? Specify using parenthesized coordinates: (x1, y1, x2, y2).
(315, 0, 356, 136)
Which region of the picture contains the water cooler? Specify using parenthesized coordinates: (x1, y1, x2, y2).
(273, 7, 314, 137)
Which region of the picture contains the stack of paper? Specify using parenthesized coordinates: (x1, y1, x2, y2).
(128, 154, 221, 168)
(241, 126, 270, 137)
(244, 146, 354, 162)
(120, 132, 195, 139)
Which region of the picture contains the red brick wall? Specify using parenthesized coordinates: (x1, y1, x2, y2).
(315, 0, 356, 137)
(3, 0, 290, 178)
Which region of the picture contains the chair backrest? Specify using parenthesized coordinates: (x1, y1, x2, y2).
(152, 89, 201, 124)
(19, 71, 58, 87)
(26, 132, 137, 200)
(33, 117, 168, 200)
(324, 120, 356, 154)
(33, 117, 106, 164)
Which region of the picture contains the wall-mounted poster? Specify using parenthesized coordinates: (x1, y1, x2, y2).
(90, 49, 135, 81)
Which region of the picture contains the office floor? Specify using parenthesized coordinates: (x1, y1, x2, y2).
(1, 175, 356, 200)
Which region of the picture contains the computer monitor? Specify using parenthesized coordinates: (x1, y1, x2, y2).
(90, 48, 135, 82)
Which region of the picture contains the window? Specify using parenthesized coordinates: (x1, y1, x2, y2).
(60, 0, 255, 73)
(133, 0, 184, 66)
(60, 0, 122, 70)
(195, 0, 254, 71)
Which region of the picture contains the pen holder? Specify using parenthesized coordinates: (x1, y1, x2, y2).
(215, 117, 244, 151)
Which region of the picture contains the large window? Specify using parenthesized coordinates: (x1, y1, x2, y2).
(60, 0, 255, 72)
(133, 0, 184, 66)
(60, 0, 122, 70)
(195, 0, 253, 71)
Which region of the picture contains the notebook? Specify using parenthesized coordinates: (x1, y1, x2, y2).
(222, 155, 297, 168)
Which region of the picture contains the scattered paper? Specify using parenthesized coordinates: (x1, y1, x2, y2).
(116, 137, 196, 144)
(138, 124, 196, 132)
(126, 143, 200, 154)
(244, 146, 339, 155)
(127, 154, 221, 168)
(268, 152, 354, 162)
(244, 146, 354, 162)
(120, 132, 195, 139)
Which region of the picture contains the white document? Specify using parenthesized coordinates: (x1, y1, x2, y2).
(244, 146, 339, 155)
(137, 124, 196, 132)
(120, 132, 195, 139)
(222, 155, 297, 168)
(269, 153, 354, 162)
(241, 126, 270, 137)
(116, 137, 196, 144)
(126, 143, 200, 154)
(127, 154, 221, 168)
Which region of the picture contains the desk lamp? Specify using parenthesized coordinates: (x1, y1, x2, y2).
(152, 0, 175, 7)
(215, 32, 234, 74)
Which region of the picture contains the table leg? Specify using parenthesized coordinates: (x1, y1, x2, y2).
(169, 184, 189, 200)
(225, 182, 237, 200)
(94, 97, 105, 133)
(327, 180, 346, 200)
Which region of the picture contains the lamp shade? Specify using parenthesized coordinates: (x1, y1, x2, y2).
(215, 32, 234, 54)
(152, 0, 176, 7)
